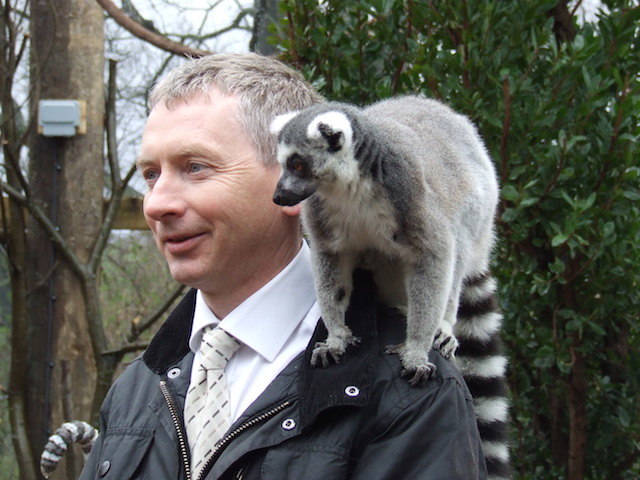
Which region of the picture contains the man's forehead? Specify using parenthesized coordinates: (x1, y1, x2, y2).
(155, 86, 237, 111)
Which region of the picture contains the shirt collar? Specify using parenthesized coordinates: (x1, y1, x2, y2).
(189, 241, 317, 362)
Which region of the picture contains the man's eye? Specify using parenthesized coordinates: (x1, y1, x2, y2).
(143, 169, 159, 182)
(189, 163, 205, 173)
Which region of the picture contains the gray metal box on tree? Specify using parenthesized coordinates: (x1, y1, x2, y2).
(38, 99, 86, 137)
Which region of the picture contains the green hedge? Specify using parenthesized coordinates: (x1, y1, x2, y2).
(274, 1, 640, 478)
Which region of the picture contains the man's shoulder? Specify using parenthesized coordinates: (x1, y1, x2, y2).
(370, 305, 472, 405)
(104, 356, 155, 403)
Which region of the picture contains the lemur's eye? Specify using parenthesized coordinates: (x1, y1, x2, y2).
(287, 154, 309, 175)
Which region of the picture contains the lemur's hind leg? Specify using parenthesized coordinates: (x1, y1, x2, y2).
(433, 275, 463, 359)
(386, 248, 454, 386)
(311, 250, 360, 367)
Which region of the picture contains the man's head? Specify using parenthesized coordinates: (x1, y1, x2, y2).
(138, 54, 322, 316)
(148, 53, 324, 166)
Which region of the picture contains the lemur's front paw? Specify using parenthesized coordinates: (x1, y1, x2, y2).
(311, 334, 360, 368)
(433, 326, 459, 359)
(385, 343, 436, 387)
(401, 362, 437, 387)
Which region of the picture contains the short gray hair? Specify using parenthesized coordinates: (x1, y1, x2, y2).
(149, 53, 324, 166)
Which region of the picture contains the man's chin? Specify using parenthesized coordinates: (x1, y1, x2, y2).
(167, 264, 207, 289)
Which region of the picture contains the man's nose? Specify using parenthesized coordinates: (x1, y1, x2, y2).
(143, 172, 187, 221)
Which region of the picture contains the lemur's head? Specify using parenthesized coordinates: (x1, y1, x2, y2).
(270, 103, 356, 207)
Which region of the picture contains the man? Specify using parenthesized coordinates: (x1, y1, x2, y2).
(80, 53, 486, 480)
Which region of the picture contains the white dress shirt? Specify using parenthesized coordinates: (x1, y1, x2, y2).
(187, 241, 320, 422)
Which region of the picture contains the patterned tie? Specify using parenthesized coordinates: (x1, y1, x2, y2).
(185, 326, 240, 478)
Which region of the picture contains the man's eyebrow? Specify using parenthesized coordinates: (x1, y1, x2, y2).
(136, 144, 215, 168)
(174, 144, 215, 160)
(135, 157, 155, 170)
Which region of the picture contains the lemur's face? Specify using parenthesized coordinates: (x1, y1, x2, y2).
(273, 149, 318, 206)
(271, 109, 354, 206)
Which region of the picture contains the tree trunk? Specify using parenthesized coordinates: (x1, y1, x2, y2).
(568, 333, 587, 480)
(4, 118, 38, 480)
(250, 0, 279, 55)
(563, 269, 587, 480)
(28, 1, 104, 478)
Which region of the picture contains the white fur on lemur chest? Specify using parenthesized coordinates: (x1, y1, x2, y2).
(312, 176, 400, 255)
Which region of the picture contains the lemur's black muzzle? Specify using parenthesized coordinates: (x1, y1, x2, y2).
(273, 176, 317, 207)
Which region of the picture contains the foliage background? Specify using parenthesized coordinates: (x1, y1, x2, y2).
(274, 0, 639, 478)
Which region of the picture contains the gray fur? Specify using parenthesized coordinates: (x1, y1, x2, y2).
(272, 96, 499, 386)
(40, 420, 99, 478)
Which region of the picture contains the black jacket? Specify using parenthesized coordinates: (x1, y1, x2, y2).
(80, 271, 486, 480)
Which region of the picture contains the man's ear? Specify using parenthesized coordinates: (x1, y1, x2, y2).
(281, 204, 302, 217)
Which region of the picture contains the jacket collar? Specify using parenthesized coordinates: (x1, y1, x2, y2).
(143, 288, 196, 375)
(142, 270, 382, 424)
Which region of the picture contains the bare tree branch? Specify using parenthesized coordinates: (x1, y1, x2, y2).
(132, 283, 186, 337)
(102, 283, 186, 357)
(105, 58, 120, 191)
(101, 341, 149, 356)
(89, 162, 137, 273)
(172, 8, 252, 42)
(95, 0, 210, 57)
(90, 57, 141, 273)
(0, 179, 87, 278)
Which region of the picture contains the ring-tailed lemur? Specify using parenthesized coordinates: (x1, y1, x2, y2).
(271, 95, 499, 385)
(271, 95, 510, 478)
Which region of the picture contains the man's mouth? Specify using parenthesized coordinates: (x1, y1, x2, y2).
(163, 232, 206, 254)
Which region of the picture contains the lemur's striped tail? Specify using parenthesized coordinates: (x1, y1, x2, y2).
(40, 420, 99, 478)
(455, 274, 512, 480)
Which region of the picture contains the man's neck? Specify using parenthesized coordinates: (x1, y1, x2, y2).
(201, 238, 303, 319)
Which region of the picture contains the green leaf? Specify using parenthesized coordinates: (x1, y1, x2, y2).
(520, 197, 539, 208)
(622, 190, 640, 201)
(552, 233, 569, 247)
(533, 345, 555, 369)
(501, 208, 518, 222)
(561, 191, 575, 207)
(617, 407, 631, 428)
(549, 258, 565, 274)
(580, 192, 596, 211)
(502, 184, 519, 202)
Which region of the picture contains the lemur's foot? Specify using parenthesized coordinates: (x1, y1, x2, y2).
(385, 343, 436, 387)
(433, 326, 459, 359)
(311, 334, 360, 368)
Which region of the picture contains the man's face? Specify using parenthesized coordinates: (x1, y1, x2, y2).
(138, 90, 299, 304)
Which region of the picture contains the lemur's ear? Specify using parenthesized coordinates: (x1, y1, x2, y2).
(317, 122, 344, 152)
(270, 111, 299, 135)
(307, 111, 353, 153)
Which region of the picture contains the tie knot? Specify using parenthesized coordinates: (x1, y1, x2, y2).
(199, 326, 240, 371)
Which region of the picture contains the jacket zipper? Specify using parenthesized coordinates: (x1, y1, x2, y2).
(159, 380, 192, 480)
(196, 400, 292, 480)
(160, 378, 292, 480)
